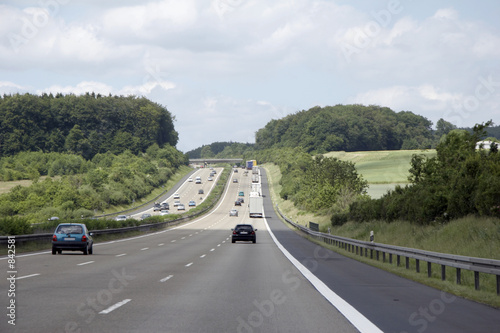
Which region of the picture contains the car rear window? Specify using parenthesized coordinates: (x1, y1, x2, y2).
(56, 225, 83, 234)
(236, 225, 253, 232)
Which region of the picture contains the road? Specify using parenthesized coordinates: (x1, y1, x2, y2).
(129, 167, 223, 219)
(1, 167, 499, 332)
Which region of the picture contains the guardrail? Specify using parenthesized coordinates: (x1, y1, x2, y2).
(0, 167, 231, 247)
(275, 205, 500, 295)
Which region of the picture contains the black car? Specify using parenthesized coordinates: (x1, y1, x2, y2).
(234, 200, 242, 206)
(231, 224, 257, 243)
(161, 202, 169, 210)
(52, 223, 93, 255)
(153, 203, 161, 211)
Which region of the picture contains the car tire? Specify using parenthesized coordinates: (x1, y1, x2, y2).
(253, 239, 256, 244)
(58, 249, 62, 254)
(232, 239, 235, 243)
(52, 247, 56, 255)
(88, 244, 93, 255)
(83, 245, 88, 255)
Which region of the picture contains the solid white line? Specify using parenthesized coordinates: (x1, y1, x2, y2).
(15, 273, 40, 280)
(77, 261, 94, 266)
(185, 262, 193, 267)
(263, 216, 383, 333)
(99, 299, 131, 314)
(160, 275, 173, 282)
(116, 253, 126, 257)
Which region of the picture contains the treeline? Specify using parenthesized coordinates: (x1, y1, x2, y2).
(0, 93, 178, 159)
(342, 123, 500, 225)
(255, 104, 454, 153)
(187, 141, 255, 158)
(0, 144, 187, 224)
(253, 148, 367, 214)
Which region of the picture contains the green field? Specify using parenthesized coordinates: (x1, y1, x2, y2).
(325, 150, 436, 198)
(325, 149, 436, 184)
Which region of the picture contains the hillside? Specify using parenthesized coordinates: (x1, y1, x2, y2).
(255, 104, 442, 153)
(0, 93, 178, 159)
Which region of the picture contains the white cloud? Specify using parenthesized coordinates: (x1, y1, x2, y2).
(0, 1, 499, 150)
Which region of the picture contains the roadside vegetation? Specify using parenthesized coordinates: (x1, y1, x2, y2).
(264, 162, 500, 308)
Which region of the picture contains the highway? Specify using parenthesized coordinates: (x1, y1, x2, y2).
(129, 167, 223, 218)
(1, 166, 500, 332)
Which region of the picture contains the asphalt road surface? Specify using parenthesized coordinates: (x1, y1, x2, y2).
(1, 166, 499, 332)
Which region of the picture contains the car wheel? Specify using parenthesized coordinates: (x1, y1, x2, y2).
(253, 239, 256, 243)
(88, 244, 93, 255)
(232, 239, 235, 243)
(83, 245, 88, 255)
(58, 249, 62, 254)
(52, 247, 56, 255)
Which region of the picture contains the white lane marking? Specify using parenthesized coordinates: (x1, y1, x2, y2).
(158, 243, 164, 246)
(263, 216, 383, 333)
(181, 237, 186, 240)
(77, 261, 94, 266)
(189, 234, 193, 237)
(99, 299, 131, 314)
(15, 273, 40, 280)
(171, 240, 176, 243)
(217, 244, 221, 247)
(210, 248, 215, 252)
(200, 254, 206, 258)
(141, 247, 149, 251)
(185, 262, 193, 267)
(160, 275, 173, 282)
(116, 253, 126, 257)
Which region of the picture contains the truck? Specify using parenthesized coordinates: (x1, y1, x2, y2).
(246, 159, 257, 170)
(251, 174, 259, 183)
(251, 183, 261, 196)
(249, 195, 263, 218)
(252, 166, 259, 175)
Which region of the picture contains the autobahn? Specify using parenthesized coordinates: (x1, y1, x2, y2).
(1, 167, 499, 332)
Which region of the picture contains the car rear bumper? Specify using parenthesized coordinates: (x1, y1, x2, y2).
(232, 235, 256, 242)
(52, 241, 89, 251)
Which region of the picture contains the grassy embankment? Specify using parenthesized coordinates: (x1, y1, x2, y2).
(264, 149, 500, 308)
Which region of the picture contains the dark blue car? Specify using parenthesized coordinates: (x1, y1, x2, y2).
(52, 223, 93, 255)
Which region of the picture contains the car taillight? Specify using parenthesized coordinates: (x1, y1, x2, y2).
(233, 231, 237, 234)
(52, 235, 57, 241)
(82, 235, 87, 242)
(251, 231, 255, 235)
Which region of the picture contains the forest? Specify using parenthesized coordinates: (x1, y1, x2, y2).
(0, 93, 178, 159)
(0, 93, 188, 234)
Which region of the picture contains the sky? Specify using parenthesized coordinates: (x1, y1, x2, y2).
(1, 0, 499, 152)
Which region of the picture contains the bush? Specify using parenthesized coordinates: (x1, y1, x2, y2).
(331, 212, 349, 226)
(0, 216, 32, 235)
